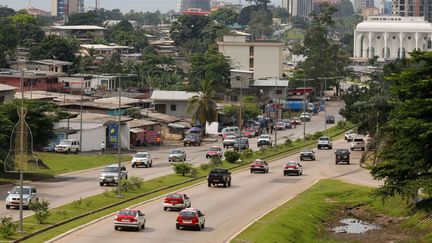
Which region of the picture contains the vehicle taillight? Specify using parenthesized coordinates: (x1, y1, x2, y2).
(178, 199, 184, 204)
(192, 217, 198, 224)
(164, 198, 169, 203)
(177, 216, 182, 222)
(114, 216, 119, 221)
(130, 217, 137, 222)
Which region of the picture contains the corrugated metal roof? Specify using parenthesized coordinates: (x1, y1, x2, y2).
(252, 79, 289, 87)
(0, 84, 17, 91)
(151, 90, 199, 101)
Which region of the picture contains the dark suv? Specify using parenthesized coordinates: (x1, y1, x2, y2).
(234, 138, 249, 151)
(184, 134, 202, 146)
(207, 168, 231, 187)
(335, 149, 350, 164)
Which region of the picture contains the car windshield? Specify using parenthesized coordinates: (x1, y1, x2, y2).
(186, 135, 196, 139)
(171, 150, 183, 154)
(59, 140, 72, 145)
(10, 187, 31, 195)
(319, 137, 329, 141)
(134, 153, 148, 158)
(180, 211, 197, 218)
(118, 210, 136, 217)
(226, 136, 236, 140)
(253, 160, 264, 164)
(301, 149, 312, 153)
(236, 139, 248, 143)
(293, 117, 299, 120)
(286, 162, 297, 166)
(260, 135, 269, 139)
(208, 147, 220, 151)
(337, 150, 349, 154)
(283, 120, 290, 123)
(167, 193, 182, 199)
(211, 169, 227, 174)
(102, 167, 118, 172)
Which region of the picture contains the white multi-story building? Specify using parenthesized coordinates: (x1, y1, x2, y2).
(282, 0, 313, 17)
(353, 16, 432, 60)
(217, 32, 284, 79)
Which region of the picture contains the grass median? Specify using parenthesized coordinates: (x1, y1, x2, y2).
(0, 153, 132, 185)
(0, 122, 354, 242)
(232, 179, 432, 243)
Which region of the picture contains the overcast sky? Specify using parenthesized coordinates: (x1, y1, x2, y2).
(0, 0, 283, 13)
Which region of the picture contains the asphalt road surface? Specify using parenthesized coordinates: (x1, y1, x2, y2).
(53, 138, 380, 243)
(0, 101, 344, 220)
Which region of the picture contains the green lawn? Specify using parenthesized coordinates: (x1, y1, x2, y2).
(0, 153, 132, 185)
(284, 28, 305, 40)
(232, 179, 432, 243)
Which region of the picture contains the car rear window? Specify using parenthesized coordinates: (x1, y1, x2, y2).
(211, 169, 227, 174)
(172, 150, 183, 154)
(353, 138, 364, 142)
(180, 211, 197, 218)
(286, 162, 297, 166)
(337, 150, 349, 154)
(209, 147, 219, 151)
(167, 193, 182, 199)
(253, 160, 264, 165)
(118, 210, 136, 217)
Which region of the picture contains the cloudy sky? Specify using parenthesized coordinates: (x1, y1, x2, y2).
(0, 0, 283, 13)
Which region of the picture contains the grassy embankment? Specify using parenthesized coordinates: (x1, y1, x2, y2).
(233, 179, 432, 243)
(1, 122, 353, 242)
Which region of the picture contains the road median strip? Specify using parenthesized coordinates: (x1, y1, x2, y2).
(5, 123, 354, 243)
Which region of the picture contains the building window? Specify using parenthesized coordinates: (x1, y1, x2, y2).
(170, 104, 176, 111)
(377, 36, 380, 39)
(276, 89, 283, 95)
(249, 58, 254, 68)
(249, 46, 254, 56)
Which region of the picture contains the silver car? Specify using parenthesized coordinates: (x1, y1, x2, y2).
(99, 164, 128, 186)
(131, 152, 153, 168)
(5, 186, 38, 210)
(169, 149, 186, 162)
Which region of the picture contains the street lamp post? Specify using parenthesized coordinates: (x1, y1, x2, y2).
(274, 77, 278, 148)
(79, 76, 83, 152)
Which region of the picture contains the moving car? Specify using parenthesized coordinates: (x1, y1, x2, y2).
(163, 193, 191, 211)
(242, 127, 258, 138)
(131, 152, 152, 168)
(257, 134, 272, 147)
(206, 146, 223, 158)
(344, 130, 354, 140)
(176, 208, 205, 231)
(5, 186, 38, 210)
(223, 135, 237, 148)
(99, 164, 128, 186)
(317, 136, 333, 149)
(275, 121, 285, 130)
(299, 112, 311, 122)
(183, 134, 202, 146)
(282, 119, 292, 129)
(54, 139, 80, 154)
(221, 126, 241, 138)
(169, 149, 186, 162)
(299, 149, 316, 161)
(207, 168, 231, 187)
(114, 209, 146, 231)
(335, 149, 350, 164)
(291, 117, 302, 125)
(351, 136, 365, 151)
(283, 161, 303, 176)
(234, 138, 249, 151)
(250, 159, 269, 173)
(325, 115, 335, 124)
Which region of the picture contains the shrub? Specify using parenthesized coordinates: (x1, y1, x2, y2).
(242, 148, 253, 158)
(200, 163, 210, 171)
(72, 197, 82, 208)
(128, 176, 144, 190)
(337, 120, 347, 129)
(224, 150, 240, 163)
(284, 138, 293, 146)
(0, 216, 16, 239)
(312, 131, 324, 140)
(172, 162, 193, 176)
(210, 156, 223, 167)
(29, 199, 50, 224)
(190, 168, 198, 177)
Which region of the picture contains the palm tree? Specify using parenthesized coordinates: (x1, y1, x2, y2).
(187, 79, 218, 136)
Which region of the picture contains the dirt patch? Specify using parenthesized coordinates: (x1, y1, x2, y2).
(325, 204, 420, 242)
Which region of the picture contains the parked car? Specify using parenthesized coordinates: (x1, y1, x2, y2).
(257, 134, 272, 147)
(207, 168, 231, 187)
(250, 159, 269, 173)
(169, 149, 187, 162)
(317, 136, 333, 149)
(291, 117, 302, 125)
(114, 209, 146, 231)
(131, 152, 152, 168)
(99, 164, 128, 186)
(299, 112, 311, 122)
(223, 135, 237, 148)
(335, 149, 350, 164)
(5, 186, 38, 210)
(242, 127, 258, 138)
(275, 121, 285, 130)
(351, 136, 365, 151)
(325, 115, 336, 124)
(183, 134, 202, 146)
(299, 149, 316, 161)
(221, 126, 240, 138)
(206, 146, 223, 158)
(283, 161, 303, 176)
(54, 139, 80, 154)
(163, 193, 191, 211)
(234, 138, 249, 151)
(282, 119, 292, 129)
(176, 208, 205, 231)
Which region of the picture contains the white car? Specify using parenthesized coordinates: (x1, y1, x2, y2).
(163, 193, 191, 211)
(317, 136, 333, 149)
(257, 134, 272, 147)
(5, 186, 38, 210)
(54, 139, 80, 154)
(351, 136, 365, 151)
(114, 209, 146, 231)
(344, 130, 354, 141)
(131, 152, 152, 168)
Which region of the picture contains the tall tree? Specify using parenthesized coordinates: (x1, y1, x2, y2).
(9, 13, 44, 47)
(187, 79, 218, 135)
(29, 35, 79, 62)
(209, 8, 239, 26)
(371, 51, 432, 202)
(0, 19, 17, 67)
(66, 11, 102, 25)
(248, 9, 273, 38)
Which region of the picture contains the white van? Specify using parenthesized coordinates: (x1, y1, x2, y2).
(221, 126, 240, 138)
(55, 139, 80, 154)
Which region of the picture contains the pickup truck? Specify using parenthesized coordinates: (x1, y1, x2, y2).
(317, 136, 333, 149)
(207, 168, 231, 188)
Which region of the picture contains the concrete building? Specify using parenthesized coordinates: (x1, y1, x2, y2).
(180, 0, 211, 11)
(353, 16, 432, 60)
(0, 84, 16, 103)
(51, 0, 84, 18)
(10, 59, 72, 74)
(284, 0, 313, 17)
(0, 70, 64, 92)
(80, 44, 133, 58)
(217, 32, 284, 79)
(151, 90, 200, 118)
(354, 0, 374, 12)
(45, 25, 106, 43)
(362, 6, 380, 17)
(392, 0, 432, 22)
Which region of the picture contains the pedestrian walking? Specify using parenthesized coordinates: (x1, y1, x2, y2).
(101, 141, 106, 155)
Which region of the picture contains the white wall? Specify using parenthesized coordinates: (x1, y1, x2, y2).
(254, 45, 283, 79)
(156, 101, 192, 118)
(69, 126, 106, 152)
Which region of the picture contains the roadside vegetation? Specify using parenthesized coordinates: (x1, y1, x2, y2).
(0, 123, 353, 242)
(233, 179, 432, 243)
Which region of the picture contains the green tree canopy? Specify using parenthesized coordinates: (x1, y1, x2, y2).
(66, 11, 103, 25)
(0, 19, 17, 67)
(9, 13, 44, 47)
(209, 8, 239, 26)
(223, 96, 261, 121)
(248, 9, 273, 38)
(30, 35, 79, 62)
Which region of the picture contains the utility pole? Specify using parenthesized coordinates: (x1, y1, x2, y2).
(79, 76, 83, 152)
(117, 74, 122, 198)
(274, 77, 278, 147)
(18, 70, 24, 233)
(303, 78, 306, 142)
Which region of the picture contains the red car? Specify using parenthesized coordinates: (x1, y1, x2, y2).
(283, 161, 303, 176)
(114, 209, 146, 231)
(242, 127, 257, 138)
(291, 117, 302, 125)
(250, 159, 269, 173)
(176, 208, 206, 231)
(164, 193, 192, 211)
(206, 146, 223, 158)
(275, 122, 285, 130)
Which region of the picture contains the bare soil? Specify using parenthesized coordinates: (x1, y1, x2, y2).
(324, 204, 423, 243)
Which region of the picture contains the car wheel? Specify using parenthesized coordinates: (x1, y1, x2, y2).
(250, 170, 254, 173)
(202, 222, 205, 229)
(176, 224, 180, 230)
(67, 148, 70, 154)
(6, 205, 10, 209)
(99, 182, 104, 186)
(164, 207, 167, 211)
(223, 182, 227, 188)
(184, 144, 186, 147)
(132, 164, 135, 168)
(283, 172, 287, 176)
(142, 222, 145, 229)
(228, 180, 231, 187)
(266, 169, 269, 173)
(150, 162, 152, 167)
(208, 182, 211, 187)
(300, 158, 303, 161)
(206, 155, 209, 158)
(329, 146, 332, 150)
(114, 226, 119, 231)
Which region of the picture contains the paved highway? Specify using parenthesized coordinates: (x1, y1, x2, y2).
(53, 138, 380, 243)
(0, 101, 344, 220)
